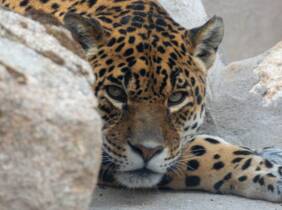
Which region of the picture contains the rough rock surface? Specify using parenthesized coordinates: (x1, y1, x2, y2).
(91, 187, 282, 210)
(202, 41, 282, 149)
(0, 8, 102, 210)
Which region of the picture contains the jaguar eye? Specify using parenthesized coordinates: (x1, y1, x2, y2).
(168, 92, 187, 106)
(105, 85, 127, 103)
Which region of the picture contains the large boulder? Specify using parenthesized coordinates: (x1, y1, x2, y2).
(202, 41, 282, 149)
(0, 8, 102, 210)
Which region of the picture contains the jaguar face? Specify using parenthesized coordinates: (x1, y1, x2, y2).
(64, 8, 223, 188)
(99, 59, 207, 188)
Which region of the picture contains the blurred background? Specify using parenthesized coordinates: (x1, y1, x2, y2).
(203, 0, 282, 62)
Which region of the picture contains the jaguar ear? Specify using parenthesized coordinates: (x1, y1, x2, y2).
(63, 13, 105, 51)
(189, 16, 224, 70)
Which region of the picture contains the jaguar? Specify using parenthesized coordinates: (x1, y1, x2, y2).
(1, 0, 282, 202)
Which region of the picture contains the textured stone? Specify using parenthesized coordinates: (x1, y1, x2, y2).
(202, 41, 282, 149)
(251, 42, 282, 106)
(0, 8, 102, 210)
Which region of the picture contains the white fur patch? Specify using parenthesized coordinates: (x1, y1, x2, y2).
(115, 171, 163, 188)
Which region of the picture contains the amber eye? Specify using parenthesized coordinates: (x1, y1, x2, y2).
(168, 92, 187, 106)
(105, 85, 127, 103)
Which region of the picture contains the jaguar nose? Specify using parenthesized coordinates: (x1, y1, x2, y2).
(129, 142, 164, 162)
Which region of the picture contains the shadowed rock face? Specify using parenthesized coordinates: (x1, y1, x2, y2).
(0, 8, 102, 210)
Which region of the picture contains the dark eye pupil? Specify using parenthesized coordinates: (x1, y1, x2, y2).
(170, 93, 181, 102)
(168, 92, 185, 106)
(106, 85, 127, 102)
(111, 88, 121, 97)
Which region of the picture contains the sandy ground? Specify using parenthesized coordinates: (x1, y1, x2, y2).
(91, 187, 282, 210)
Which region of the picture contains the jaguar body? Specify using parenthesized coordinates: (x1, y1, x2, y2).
(1, 0, 282, 202)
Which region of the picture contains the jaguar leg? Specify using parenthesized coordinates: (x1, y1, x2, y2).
(159, 135, 282, 202)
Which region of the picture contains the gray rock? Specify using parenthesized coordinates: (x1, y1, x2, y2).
(0, 8, 102, 210)
(201, 41, 282, 149)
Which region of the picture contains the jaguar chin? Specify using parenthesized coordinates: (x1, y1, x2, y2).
(115, 169, 164, 188)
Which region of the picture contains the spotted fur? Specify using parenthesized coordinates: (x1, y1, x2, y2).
(2, 0, 282, 203)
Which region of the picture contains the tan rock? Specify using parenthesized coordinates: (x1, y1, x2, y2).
(251, 41, 282, 106)
(0, 8, 102, 210)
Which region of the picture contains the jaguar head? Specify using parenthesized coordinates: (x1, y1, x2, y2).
(64, 11, 224, 188)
